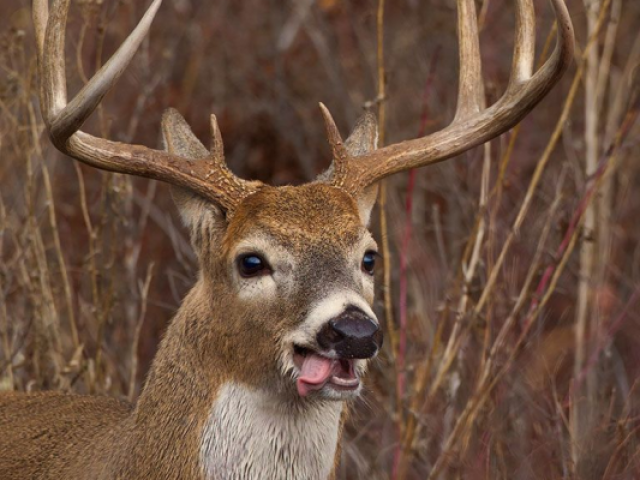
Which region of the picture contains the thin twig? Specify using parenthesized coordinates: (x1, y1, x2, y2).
(374, 0, 397, 367)
(128, 263, 155, 402)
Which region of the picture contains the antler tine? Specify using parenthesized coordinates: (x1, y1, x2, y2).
(210, 114, 225, 163)
(32, 0, 48, 65)
(331, 0, 574, 194)
(33, 0, 258, 213)
(454, 0, 484, 121)
(509, 0, 536, 88)
(51, 0, 163, 142)
(36, 0, 161, 139)
(34, 0, 68, 124)
(319, 102, 350, 186)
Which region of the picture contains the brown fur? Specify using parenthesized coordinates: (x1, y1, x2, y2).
(0, 111, 379, 479)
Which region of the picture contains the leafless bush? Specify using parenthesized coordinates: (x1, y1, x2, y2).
(1, 0, 639, 478)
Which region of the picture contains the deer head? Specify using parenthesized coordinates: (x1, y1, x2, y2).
(160, 107, 384, 400)
(31, 0, 573, 403)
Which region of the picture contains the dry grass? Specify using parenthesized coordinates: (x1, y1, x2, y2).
(1, 0, 640, 478)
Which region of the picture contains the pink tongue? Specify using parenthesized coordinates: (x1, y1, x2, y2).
(297, 354, 334, 397)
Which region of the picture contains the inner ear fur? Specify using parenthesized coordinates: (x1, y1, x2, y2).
(161, 109, 228, 250)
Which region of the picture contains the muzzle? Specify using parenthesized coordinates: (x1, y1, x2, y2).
(316, 306, 382, 359)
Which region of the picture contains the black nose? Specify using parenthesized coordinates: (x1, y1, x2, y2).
(316, 306, 383, 359)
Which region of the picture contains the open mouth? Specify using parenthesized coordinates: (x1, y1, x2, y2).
(293, 345, 360, 397)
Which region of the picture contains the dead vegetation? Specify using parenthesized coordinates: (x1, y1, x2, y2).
(1, 0, 639, 478)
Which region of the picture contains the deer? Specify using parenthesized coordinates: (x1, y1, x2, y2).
(0, 0, 574, 478)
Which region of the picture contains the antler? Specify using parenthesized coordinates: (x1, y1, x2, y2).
(32, 0, 259, 213)
(324, 0, 575, 195)
(33, 0, 573, 212)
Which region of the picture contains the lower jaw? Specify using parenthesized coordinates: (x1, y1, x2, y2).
(308, 382, 362, 401)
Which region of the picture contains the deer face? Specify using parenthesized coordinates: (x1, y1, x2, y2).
(229, 185, 382, 400)
(161, 108, 384, 401)
(184, 183, 382, 401)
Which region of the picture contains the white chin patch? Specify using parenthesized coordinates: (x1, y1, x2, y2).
(313, 383, 363, 401)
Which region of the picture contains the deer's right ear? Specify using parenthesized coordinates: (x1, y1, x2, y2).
(344, 111, 379, 226)
(161, 109, 228, 246)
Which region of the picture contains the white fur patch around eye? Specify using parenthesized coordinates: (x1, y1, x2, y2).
(236, 275, 277, 301)
(231, 235, 295, 301)
(347, 235, 377, 303)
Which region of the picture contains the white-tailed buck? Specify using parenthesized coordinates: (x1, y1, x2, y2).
(0, 0, 574, 478)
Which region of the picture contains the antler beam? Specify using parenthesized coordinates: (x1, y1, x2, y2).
(32, 0, 257, 213)
(33, 0, 574, 212)
(328, 0, 574, 194)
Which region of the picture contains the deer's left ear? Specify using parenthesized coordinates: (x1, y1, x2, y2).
(161, 109, 229, 251)
(344, 111, 379, 225)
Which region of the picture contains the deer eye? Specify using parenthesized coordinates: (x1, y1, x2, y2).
(238, 254, 270, 277)
(362, 251, 377, 275)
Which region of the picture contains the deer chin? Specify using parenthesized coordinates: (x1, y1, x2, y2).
(292, 346, 362, 399)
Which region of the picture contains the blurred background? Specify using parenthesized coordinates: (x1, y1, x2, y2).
(1, 0, 639, 478)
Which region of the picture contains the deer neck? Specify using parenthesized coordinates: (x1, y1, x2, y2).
(131, 279, 344, 480)
(201, 383, 343, 480)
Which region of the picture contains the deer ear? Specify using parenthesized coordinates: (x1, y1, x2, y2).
(344, 111, 379, 225)
(161, 109, 227, 248)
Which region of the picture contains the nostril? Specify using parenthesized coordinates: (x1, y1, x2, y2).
(315, 307, 382, 359)
(317, 321, 345, 350)
(332, 318, 378, 340)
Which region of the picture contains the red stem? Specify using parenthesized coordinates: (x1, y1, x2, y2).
(392, 45, 441, 480)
